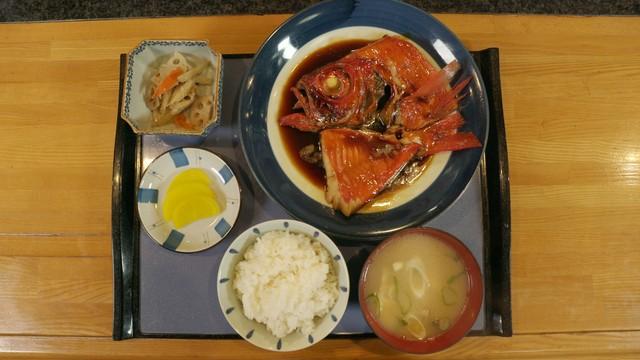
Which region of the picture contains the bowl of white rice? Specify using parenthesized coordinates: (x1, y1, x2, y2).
(217, 219, 349, 351)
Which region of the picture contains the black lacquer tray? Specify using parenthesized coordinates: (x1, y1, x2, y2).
(112, 49, 511, 340)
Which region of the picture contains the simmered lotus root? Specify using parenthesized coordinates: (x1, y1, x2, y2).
(151, 72, 163, 86)
(194, 66, 214, 84)
(196, 85, 213, 97)
(189, 95, 214, 126)
(161, 52, 190, 74)
(145, 51, 217, 130)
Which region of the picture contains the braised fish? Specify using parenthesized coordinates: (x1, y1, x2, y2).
(321, 129, 420, 216)
(280, 35, 482, 216)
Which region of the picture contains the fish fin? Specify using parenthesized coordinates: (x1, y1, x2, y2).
(425, 132, 482, 155)
(412, 60, 460, 99)
(321, 129, 420, 216)
(279, 113, 321, 132)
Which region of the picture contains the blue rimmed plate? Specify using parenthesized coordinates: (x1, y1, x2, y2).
(239, 0, 488, 241)
(137, 147, 241, 252)
(217, 219, 349, 351)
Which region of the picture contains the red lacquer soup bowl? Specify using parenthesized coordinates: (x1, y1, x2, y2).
(358, 227, 483, 354)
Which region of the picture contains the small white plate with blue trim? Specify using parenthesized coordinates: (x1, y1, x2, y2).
(137, 147, 241, 253)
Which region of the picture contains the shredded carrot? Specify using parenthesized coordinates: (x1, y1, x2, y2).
(153, 67, 184, 98)
(174, 114, 195, 130)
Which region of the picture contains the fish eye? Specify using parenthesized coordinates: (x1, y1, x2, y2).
(323, 74, 344, 95)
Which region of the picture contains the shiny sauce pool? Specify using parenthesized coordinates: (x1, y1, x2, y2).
(278, 39, 372, 189)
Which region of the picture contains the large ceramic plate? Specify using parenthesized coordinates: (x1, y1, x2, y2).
(239, 0, 489, 241)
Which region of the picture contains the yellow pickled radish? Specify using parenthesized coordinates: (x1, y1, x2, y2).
(162, 182, 214, 221)
(161, 168, 222, 228)
(172, 196, 221, 229)
(167, 168, 210, 191)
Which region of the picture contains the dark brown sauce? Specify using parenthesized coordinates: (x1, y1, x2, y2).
(278, 39, 372, 189)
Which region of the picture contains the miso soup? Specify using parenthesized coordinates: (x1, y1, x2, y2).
(362, 233, 470, 340)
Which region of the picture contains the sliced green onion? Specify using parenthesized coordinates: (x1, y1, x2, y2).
(398, 291, 412, 315)
(431, 318, 452, 331)
(365, 293, 381, 318)
(445, 253, 461, 262)
(447, 270, 466, 285)
(441, 286, 457, 306)
(404, 314, 427, 340)
(392, 276, 399, 300)
(438, 318, 451, 331)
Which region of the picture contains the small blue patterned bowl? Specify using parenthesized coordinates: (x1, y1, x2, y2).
(217, 219, 349, 351)
(121, 39, 223, 136)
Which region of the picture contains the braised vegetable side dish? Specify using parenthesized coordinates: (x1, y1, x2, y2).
(279, 36, 482, 216)
(145, 52, 215, 130)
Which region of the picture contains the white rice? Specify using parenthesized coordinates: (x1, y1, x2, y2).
(233, 230, 339, 338)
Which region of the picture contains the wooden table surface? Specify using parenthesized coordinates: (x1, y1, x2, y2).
(0, 13, 639, 359)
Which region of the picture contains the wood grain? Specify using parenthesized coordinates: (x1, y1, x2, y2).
(0, 257, 112, 336)
(0, 235, 110, 257)
(1, 332, 640, 360)
(0, 13, 639, 358)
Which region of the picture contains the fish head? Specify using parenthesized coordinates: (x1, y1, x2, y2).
(298, 60, 366, 115)
(280, 58, 382, 132)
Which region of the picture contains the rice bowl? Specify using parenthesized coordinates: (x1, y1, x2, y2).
(217, 219, 349, 351)
(233, 230, 339, 338)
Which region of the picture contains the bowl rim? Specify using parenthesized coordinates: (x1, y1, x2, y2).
(358, 227, 483, 354)
(216, 218, 350, 351)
